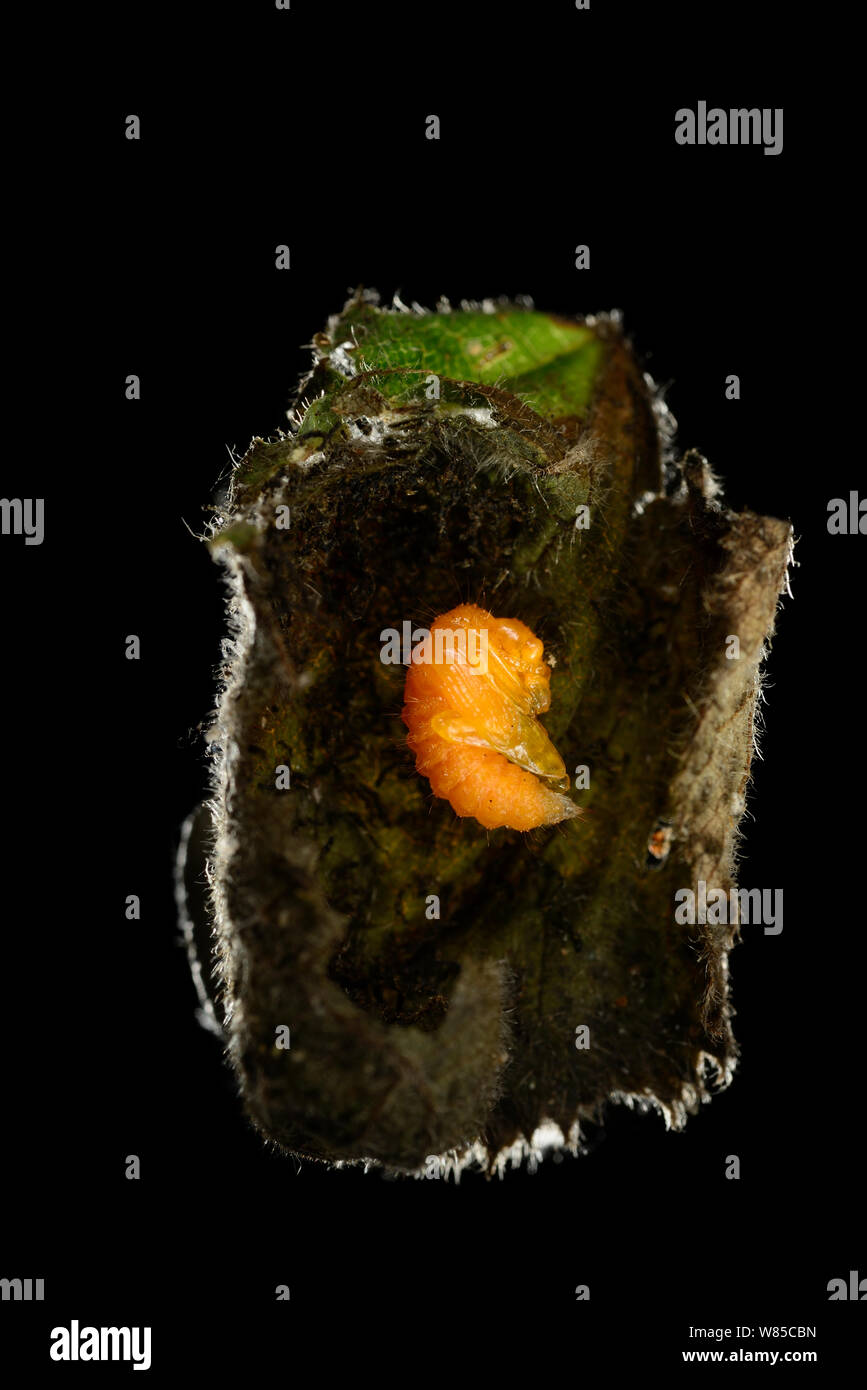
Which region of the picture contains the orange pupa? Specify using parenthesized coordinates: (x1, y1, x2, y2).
(401, 603, 579, 831)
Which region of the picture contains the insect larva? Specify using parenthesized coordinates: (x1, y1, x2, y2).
(401, 603, 579, 831)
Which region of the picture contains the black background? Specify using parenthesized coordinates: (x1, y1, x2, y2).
(3, 1, 862, 1373)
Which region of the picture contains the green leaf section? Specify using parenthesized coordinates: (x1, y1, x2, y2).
(329, 302, 604, 421)
(505, 348, 604, 421)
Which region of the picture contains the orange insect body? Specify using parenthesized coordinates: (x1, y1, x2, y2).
(401, 604, 579, 831)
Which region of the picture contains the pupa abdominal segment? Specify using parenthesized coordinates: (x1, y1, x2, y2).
(401, 604, 579, 831)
